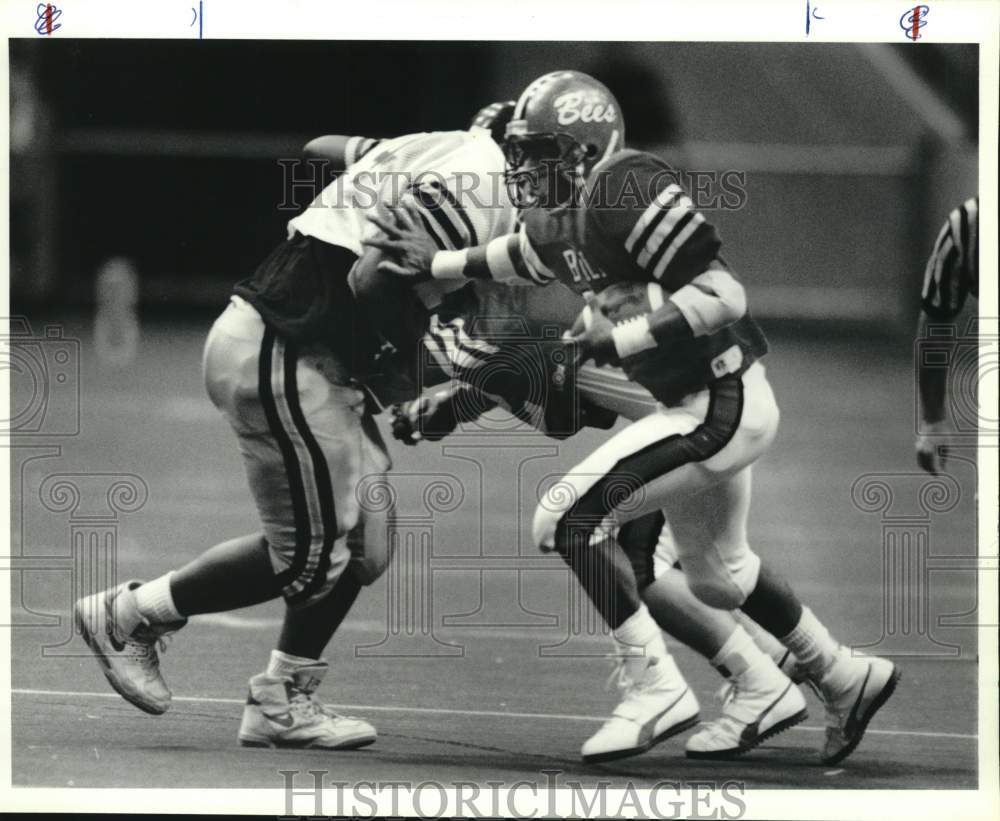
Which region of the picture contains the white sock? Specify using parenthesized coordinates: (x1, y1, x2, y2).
(613, 604, 664, 656)
(266, 649, 322, 679)
(778, 606, 840, 679)
(710, 624, 780, 684)
(733, 611, 796, 670)
(134, 572, 184, 624)
(612, 604, 683, 683)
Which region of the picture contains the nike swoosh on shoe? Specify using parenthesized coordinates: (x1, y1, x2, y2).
(844, 663, 873, 737)
(105, 597, 127, 652)
(263, 711, 295, 729)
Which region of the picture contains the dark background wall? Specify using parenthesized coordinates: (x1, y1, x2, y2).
(10, 40, 491, 305)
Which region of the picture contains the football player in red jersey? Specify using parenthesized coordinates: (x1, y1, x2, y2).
(311, 106, 825, 764)
(366, 70, 900, 766)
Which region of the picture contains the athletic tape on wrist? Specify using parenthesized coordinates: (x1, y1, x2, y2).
(430, 249, 469, 279)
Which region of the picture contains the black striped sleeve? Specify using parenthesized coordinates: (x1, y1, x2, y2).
(921, 198, 978, 319)
(590, 152, 722, 289)
(406, 179, 476, 251)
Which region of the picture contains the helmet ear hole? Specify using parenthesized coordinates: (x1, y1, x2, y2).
(583, 143, 599, 159)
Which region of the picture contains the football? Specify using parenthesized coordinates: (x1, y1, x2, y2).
(596, 280, 666, 324)
(577, 280, 666, 332)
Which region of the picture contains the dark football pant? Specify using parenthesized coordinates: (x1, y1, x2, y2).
(533, 363, 779, 613)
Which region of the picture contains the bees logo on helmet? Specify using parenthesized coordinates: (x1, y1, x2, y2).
(503, 71, 624, 208)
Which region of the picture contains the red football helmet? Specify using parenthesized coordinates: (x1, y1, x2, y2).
(503, 70, 625, 208)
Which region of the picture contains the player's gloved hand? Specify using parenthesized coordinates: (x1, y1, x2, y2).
(390, 402, 422, 445)
(362, 197, 437, 280)
(563, 298, 619, 369)
(390, 389, 462, 445)
(915, 419, 949, 474)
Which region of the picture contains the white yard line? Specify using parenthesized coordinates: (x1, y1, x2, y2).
(190, 612, 621, 646)
(11, 687, 978, 740)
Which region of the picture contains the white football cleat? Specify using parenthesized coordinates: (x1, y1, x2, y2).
(685, 671, 808, 759)
(74, 580, 185, 715)
(238, 662, 377, 750)
(818, 650, 900, 765)
(581, 655, 700, 764)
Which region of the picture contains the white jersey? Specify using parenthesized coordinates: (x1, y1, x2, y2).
(289, 129, 515, 260)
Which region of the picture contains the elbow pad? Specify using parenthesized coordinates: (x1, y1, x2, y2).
(670, 268, 746, 337)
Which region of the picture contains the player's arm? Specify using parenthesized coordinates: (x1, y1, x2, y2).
(391, 387, 487, 445)
(599, 261, 747, 362)
(914, 200, 977, 473)
(302, 134, 383, 171)
(364, 209, 555, 285)
(349, 242, 430, 357)
(391, 384, 500, 444)
(390, 357, 617, 445)
(915, 308, 952, 477)
(915, 312, 949, 424)
(398, 301, 619, 443)
(425, 229, 557, 285)
(915, 214, 956, 431)
(574, 154, 742, 364)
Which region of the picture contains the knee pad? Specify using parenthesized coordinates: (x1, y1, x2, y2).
(683, 547, 761, 610)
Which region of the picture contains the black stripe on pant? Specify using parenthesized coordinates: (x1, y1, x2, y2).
(257, 327, 339, 605)
(554, 375, 745, 628)
(280, 341, 340, 606)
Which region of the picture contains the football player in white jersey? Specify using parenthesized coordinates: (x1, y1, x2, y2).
(365, 71, 901, 767)
(72, 116, 520, 750)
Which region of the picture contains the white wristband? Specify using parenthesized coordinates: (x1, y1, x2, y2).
(430, 249, 469, 280)
(611, 316, 658, 359)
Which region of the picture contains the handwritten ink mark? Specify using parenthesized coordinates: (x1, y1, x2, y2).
(900, 5, 930, 40)
(190, 1, 203, 39)
(34, 3, 62, 36)
(805, 1, 824, 36)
